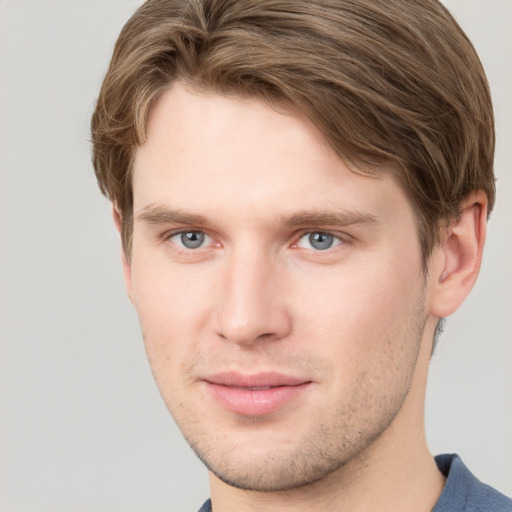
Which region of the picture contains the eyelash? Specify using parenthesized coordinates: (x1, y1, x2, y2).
(163, 229, 349, 254)
(165, 230, 214, 251)
(294, 231, 345, 251)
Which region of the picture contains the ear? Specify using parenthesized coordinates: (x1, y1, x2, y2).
(113, 206, 134, 303)
(429, 191, 488, 318)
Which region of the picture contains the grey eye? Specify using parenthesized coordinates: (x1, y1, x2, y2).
(180, 231, 205, 249)
(308, 232, 335, 250)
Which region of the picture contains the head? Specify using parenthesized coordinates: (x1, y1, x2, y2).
(92, 0, 494, 266)
(91, 0, 494, 494)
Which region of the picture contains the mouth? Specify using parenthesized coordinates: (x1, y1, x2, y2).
(203, 372, 312, 416)
(230, 385, 279, 391)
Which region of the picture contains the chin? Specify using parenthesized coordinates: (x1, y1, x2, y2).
(183, 418, 385, 493)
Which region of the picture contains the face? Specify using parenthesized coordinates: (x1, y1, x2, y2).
(127, 83, 431, 491)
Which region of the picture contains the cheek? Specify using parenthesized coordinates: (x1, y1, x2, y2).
(292, 253, 424, 363)
(293, 264, 425, 422)
(132, 244, 213, 323)
(129, 248, 215, 381)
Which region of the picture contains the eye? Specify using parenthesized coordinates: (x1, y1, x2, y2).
(296, 231, 342, 251)
(169, 230, 210, 249)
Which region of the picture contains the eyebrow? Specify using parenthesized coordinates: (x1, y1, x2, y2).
(136, 204, 378, 228)
(280, 210, 378, 227)
(137, 204, 211, 226)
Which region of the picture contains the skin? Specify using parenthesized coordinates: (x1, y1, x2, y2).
(119, 83, 487, 512)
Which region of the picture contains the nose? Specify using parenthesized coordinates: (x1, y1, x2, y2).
(214, 249, 292, 346)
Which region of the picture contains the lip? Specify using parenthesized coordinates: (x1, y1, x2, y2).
(203, 372, 312, 416)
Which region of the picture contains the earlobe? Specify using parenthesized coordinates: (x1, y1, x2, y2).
(429, 191, 487, 318)
(112, 206, 134, 303)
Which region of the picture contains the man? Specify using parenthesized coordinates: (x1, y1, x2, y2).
(91, 0, 511, 510)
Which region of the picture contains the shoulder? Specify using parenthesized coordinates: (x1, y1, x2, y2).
(197, 499, 212, 512)
(433, 454, 512, 512)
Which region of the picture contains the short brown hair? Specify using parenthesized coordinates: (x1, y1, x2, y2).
(91, 0, 495, 263)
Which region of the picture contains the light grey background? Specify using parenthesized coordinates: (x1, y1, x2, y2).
(0, 1, 510, 511)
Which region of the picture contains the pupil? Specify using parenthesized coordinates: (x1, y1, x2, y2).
(181, 231, 204, 249)
(309, 232, 333, 250)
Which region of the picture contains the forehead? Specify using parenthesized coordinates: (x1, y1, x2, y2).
(132, 83, 410, 225)
(136, 83, 331, 182)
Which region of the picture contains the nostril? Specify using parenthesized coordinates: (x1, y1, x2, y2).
(256, 332, 276, 341)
